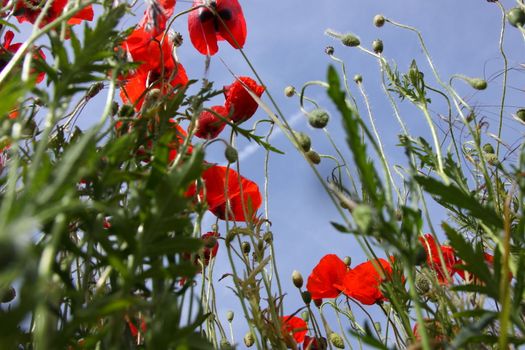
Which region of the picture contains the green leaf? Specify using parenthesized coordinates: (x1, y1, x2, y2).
(331, 221, 351, 233)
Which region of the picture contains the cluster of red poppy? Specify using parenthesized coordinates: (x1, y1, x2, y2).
(2, 0, 93, 27)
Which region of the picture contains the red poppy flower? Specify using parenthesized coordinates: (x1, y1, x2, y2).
(167, 121, 193, 163)
(337, 258, 393, 305)
(194, 165, 261, 222)
(194, 105, 229, 139)
(187, 0, 246, 55)
(224, 76, 265, 124)
(126, 315, 147, 339)
(122, 28, 176, 74)
(306, 254, 348, 300)
(6, 0, 94, 27)
(139, 0, 176, 35)
(418, 234, 459, 284)
(199, 231, 220, 266)
(1, 30, 46, 83)
(280, 316, 307, 344)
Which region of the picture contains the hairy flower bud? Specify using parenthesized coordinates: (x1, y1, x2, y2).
(1, 286, 16, 303)
(220, 339, 232, 350)
(373, 14, 386, 27)
(306, 150, 321, 164)
(353, 74, 363, 84)
(284, 86, 296, 97)
(224, 145, 238, 163)
(329, 333, 345, 349)
(341, 33, 360, 47)
(86, 82, 104, 100)
(292, 270, 304, 288)
(308, 109, 330, 128)
(325, 46, 335, 56)
(263, 231, 273, 244)
(226, 310, 234, 322)
(372, 39, 383, 54)
(301, 291, 312, 304)
(244, 332, 255, 347)
(467, 78, 487, 90)
(508, 8, 525, 27)
(517, 108, 525, 122)
(294, 131, 311, 152)
(111, 101, 119, 116)
(483, 143, 495, 154)
(241, 241, 251, 254)
(416, 274, 431, 294)
(301, 310, 310, 322)
(343, 256, 351, 267)
(374, 322, 382, 333)
(118, 104, 135, 118)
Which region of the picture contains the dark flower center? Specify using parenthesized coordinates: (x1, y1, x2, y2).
(199, 6, 233, 32)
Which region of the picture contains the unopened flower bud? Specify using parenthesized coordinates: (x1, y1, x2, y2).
(301, 291, 312, 304)
(292, 270, 304, 288)
(374, 14, 386, 27)
(343, 256, 351, 267)
(484, 152, 500, 166)
(341, 33, 360, 47)
(284, 86, 296, 97)
(329, 332, 345, 349)
(374, 322, 382, 333)
(372, 39, 383, 54)
(244, 332, 255, 347)
(263, 231, 273, 244)
(308, 109, 330, 128)
(294, 131, 311, 152)
(226, 310, 234, 322)
(111, 101, 119, 116)
(353, 74, 363, 84)
(416, 274, 431, 294)
(241, 241, 251, 254)
(118, 104, 135, 118)
(224, 145, 238, 163)
(467, 78, 487, 90)
(220, 339, 232, 350)
(301, 310, 310, 322)
(508, 8, 525, 27)
(516, 108, 525, 122)
(483, 143, 495, 154)
(86, 82, 104, 100)
(1, 286, 16, 303)
(314, 298, 323, 307)
(306, 150, 321, 164)
(325, 46, 335, 55)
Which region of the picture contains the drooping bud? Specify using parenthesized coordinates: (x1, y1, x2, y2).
(292, 270, 304, 288)
(263, 231, 273, 244)
(220, 339, 232, 350)
(1, 286, 16, 303)
(224, 145, 238, 163)
(373, 14, 386, 27)
(118, 104, 135, 118)
(308, 109, 330, 128)
(301, 310, 310, 322)
(306, 150, 321, 165)
(241, 241, 251, 254)
(353, 74, 363, 84)
(284, 86, 296, 97)
(226, 310, 234, 322)
(314, 298, 323, 307)
(343, 256, 351, 267)
(483, 143, 495, 154)
(416, 274, 431, 294)
(341, 33, 360, 47)
(301, 291, 312, 304)
(516, 108, 525, 122)
(293, 131, 311, 152)
(329, 332, 345, 349)
(466, 78, 487, 90)
(372, 39, 383, 54)
(244, 332, 255, 347)
(508, 8, 525, 28)
(325, 46, 335, 56)
(86, 82, 104, 100)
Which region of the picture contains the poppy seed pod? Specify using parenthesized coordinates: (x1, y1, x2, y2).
(308, 109, 329, 128)
(341, 33, 360, 47)
(284, 86, 295, 97)
(516, 108, 525, 122)
(373, 14, 385, 27)
(306, 150, 321, 164)
(292, 270, 304, 288)
(244, 332, 255, 347)
(224, 145, 238, 163)
(294, 131, 311, 152)
(301, 291, 312, 304)
(329, 333, 345, 349)
(226, 310, 234, 322)
(372, 39, 383, 54)
(508, 8, 525, 27)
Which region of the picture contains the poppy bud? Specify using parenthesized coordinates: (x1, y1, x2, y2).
(372, 39, 383, 54)
(1, 286, 16, 303)
(325, 46, 335, 55)
(301, 310, 310, 322)
(374, 322, 382, 333)
(341, 33, 360, 47)
(314, 298, 323, 307)
(416, 274, 431, 294)
(244, 332, 255, 347)
(343, 256, 351, 267)
(353, 74, 363, 84)
(516, 108, 525, 122)
(284, 86, 296, 97)
(241, 241, 251, 254)
(86, 82, 104, 100)
(111, 101, 119, 116)
(220, 339, 232, 350)
(483, 143, 495, 154)
(301, 291, 312, 304)
(508, 8, 525, 27)
(483, 152, 499, 166)
(263, 231, 273, 244)
(294, 131, 311, 152)
(466, 78, 487, 90)
(226, 310, 234, 322)
(373, 14, 386, 27)
(118, 104, 135, 118)
(292, 270, 304, 288)
(306, 150, 321, 165)
(308, 109, 329, 128)
(329, 333, 345, 349)
(171, 31, 184, 47)
(225, 145, 238, 163)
